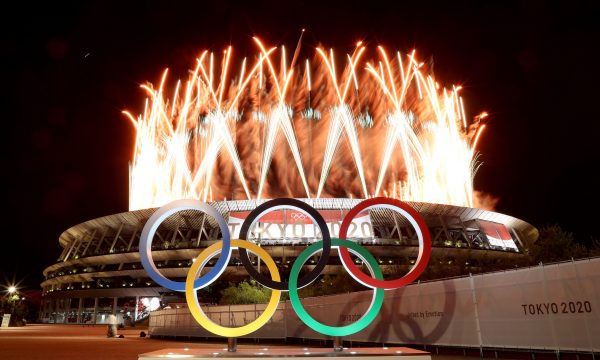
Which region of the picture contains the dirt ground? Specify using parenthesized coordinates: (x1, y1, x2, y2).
(0, 324, 473, 360)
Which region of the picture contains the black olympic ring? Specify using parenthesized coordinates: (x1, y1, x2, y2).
(238, 198, 331, 291)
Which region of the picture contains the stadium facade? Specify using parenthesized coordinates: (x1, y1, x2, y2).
(39, 198, 538, 324)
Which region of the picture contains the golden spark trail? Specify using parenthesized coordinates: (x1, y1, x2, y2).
(315, 45, 369, 198)
(253, 38, 311, 199)
(124, 38, 487, 211)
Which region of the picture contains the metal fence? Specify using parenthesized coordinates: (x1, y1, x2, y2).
(149, 302, 286, 339)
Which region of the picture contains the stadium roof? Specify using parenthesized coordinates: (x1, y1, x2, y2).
(58, 199, 538, 248)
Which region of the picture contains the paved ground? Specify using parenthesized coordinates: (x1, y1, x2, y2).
(0, 324, 473, 360)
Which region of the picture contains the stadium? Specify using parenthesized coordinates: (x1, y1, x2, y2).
(39, 198, 538, 325)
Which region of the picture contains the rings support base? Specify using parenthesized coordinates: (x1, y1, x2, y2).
(139, 346, 431, 360)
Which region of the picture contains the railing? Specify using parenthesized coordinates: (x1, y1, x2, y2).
(149, 303, 287, 339)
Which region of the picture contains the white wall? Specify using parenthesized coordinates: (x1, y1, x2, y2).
(150, 257, 600, 352)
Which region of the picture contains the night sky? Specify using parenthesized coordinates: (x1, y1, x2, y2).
(2, 0, 598, 290)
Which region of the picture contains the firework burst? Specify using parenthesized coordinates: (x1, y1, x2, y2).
(123, 38, 487, 211)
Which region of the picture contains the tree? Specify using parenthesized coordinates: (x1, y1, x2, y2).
(219, 280, 272, 305)
(217, 271, 369, 305)
(529, 225, 588, 264)
(1, 291, 29, 326)
(298, 272, 365, 297)
(590, 238, 600, 257)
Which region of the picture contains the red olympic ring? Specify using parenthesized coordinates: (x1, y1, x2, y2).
(338, 197, 432, 290)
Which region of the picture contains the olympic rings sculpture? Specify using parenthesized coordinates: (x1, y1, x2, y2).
(139, 197, 431, 338)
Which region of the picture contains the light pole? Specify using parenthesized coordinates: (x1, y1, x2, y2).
(7, 286, 18, 314)
(1, 285, 18, 328)
(2, 285, 22, 327)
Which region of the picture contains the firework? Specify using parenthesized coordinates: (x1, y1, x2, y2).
(123, 38, 487, 211)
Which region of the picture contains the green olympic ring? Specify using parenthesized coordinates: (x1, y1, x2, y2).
(288, 238, 385, 337)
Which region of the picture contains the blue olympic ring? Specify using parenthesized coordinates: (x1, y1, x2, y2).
(138, 199, 231, 292)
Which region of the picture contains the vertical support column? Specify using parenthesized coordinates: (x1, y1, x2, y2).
(57, 299, 61, 321)
(571, 259, 594, 352)
(469, 273, 484, 356)
(227, 337, 237, 352)
(456, 216, 472, 246)
(127, 225, 139, 251)
(58, 244, 71, 261)
(50, 299, 55, 322)
(112, 297, 118, 315)
(108, 222, 125, 253)
(38, 300, 44, 322)
(282, 209, 287, 262)
(65, 299, 71, 323)
(333, 336, 343, 351)
(475, 219, 491, 248)
(391, 212, 402, 241)
(48, 299, 54, 322)
(540, 263, 559, 350)
(48, 299, 52, 320)
(63, 238, 80, 262)
(439, 215, 452, 243)
(81, 229, 98, 257)
(257, 225, 261, 273)
(170, 224, 179, 247)
(71, 239, 85, 260)
(54, 299, 60, 323)
(510, 228, 525, 250)
(134, 296, 139, 323)
(76, 298, 83, 324)
(283, 208, 287, 242)
(92, 297, 98, 324)
(196, 214, 207, 247)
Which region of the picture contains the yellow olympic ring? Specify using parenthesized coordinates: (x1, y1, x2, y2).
(185, 239, 282, 337)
